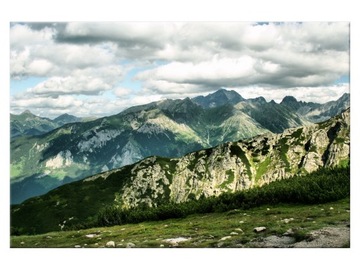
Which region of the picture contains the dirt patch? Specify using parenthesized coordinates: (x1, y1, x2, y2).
(293, 225, 350, 248)
(247, 224, 350, 248)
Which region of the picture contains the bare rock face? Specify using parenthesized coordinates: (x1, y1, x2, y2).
(115, 109, 349, 209)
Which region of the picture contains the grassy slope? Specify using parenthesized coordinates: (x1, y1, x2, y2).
(11, 166, 349, 235)
(11, 197, 349, 248)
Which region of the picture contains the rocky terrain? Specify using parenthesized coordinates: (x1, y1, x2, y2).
(11, 198, 350, 248)
(10, 89, 349, 204)
(117, 108, 350, 208)
(10, 108, 349, 235)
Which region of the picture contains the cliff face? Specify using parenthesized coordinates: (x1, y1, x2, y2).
(117, 109, 349, 208)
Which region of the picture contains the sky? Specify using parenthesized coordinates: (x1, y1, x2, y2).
(10, 22, 350, 118)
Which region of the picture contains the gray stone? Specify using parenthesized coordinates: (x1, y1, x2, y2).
(281, 218, 294, 223)
(220, 236, 232, 241)
(126, 242, 136, 248)
(106, 241, 115, 248)
(283, 228, 294, 236)
(253, 227, 266, 233)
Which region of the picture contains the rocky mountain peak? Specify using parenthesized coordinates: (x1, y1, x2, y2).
(192, 88, 244, 108)
(21, 110, 34, 116)
(281, 96, 301, 110)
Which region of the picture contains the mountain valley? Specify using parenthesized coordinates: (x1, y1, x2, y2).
(10, 106, 349, 234)
(10, 89, 350, 204)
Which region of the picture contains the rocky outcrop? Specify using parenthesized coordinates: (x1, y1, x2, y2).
(115, 109, 349, 209)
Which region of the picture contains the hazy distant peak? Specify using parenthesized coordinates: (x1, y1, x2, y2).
(21, 110, 34, 115)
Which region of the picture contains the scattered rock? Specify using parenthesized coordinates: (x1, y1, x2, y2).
(249, 236, 296, 248)
(254, 227, 266, 233)
(163, 237, 190, 245)
(239, 221, 245, 224)
(293, 226, 350, 248)
(329, 207, 334, 210)
(164, 224, 169, 227)
(46, 236, 52, 239)
(85, 234, 97, 238)
(217, 242, 225, 248)
(20, 242, 25, 245)
(281, 218, 294, 224)
(283, 229, 294, 236)
(160, 244, 164, 247)
(220, 236, 232, 241)
(230, 232, 239, 235)
(94, 243, 99, 246)
(106, 241, 116, 248)
(74, 245, 81, 248)
(126, 242, 136, 248)
(235, 228, 244, 233)
(267, 208, 270, 211)
(121, 228, 126, 231)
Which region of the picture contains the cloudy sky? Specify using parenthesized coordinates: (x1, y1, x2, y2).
(10, 22, 350, 118)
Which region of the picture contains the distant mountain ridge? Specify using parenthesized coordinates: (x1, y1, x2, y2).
(192, 88, 245, 108)
(10, 111, 82, 138)
(10, 89, 350, 204)
(10, 108, 350, 234)
(280, 93, 350, 122)
(53, 113, 82, 126)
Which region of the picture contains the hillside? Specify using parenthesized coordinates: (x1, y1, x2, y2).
(10, 108, 350, 234)
(10, 89, 349, 204)
(11, 197, 350, 248)
(10, 110, 59, 138)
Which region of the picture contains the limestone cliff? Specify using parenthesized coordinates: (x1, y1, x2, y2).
(117, 108, 349, 208)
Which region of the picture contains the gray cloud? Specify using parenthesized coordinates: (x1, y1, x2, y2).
(10, 22, 350, 117)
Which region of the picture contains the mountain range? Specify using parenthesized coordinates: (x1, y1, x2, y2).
(10, 111, 82, 138)
(10, 107, 350, 234)
(10, 89, 350, 204)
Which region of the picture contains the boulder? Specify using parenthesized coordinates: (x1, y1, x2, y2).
(106, 241, 115, 248)
(126, 242, 136, 248)
(253, 227, 266, 233)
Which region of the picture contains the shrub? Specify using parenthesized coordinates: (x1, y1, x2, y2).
(94, 166, 350, 228)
